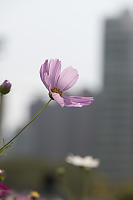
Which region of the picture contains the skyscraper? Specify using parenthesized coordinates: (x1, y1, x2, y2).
(96, 10, 133, 181)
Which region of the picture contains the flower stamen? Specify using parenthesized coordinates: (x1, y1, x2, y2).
(51, 87, 63, 96)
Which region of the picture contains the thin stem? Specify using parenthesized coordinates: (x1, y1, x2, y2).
(0, 93, 2, 107)
(0, 99, 52, 153)
(0, 94, 3, 138)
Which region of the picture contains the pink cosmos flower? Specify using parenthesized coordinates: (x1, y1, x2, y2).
(17, 195, 29, 200)
(0, 182, 10, 198)
(40, 59, 94, 107)
(17, 195, 30, 200)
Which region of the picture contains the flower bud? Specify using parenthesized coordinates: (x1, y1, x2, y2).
(0, 169, 5, 181)
(0, 80, 12, 95)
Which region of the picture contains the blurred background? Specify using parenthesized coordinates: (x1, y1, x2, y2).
(1, 0, 133, 199)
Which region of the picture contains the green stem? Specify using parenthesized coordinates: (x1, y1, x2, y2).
(0, 99, 52, 153)
(0, 93, 2, 107)
(0, 94, 3, 137)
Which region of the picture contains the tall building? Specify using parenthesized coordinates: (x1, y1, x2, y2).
(96, 10, 133, 181)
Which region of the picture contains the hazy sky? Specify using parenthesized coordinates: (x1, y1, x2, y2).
(0, 0, 133, 135)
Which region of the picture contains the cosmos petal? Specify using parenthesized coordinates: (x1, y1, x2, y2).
(40, 60, 50, 89)
(51, 92, 65, 107)
(57, 67, 79, 91)
(40, 60, 49, 79)
(40, 59, 61, 90)
(63, 95, 94, 107)
(48, 59, 61, 88)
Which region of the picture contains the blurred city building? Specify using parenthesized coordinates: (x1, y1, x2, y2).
(96, 10, 133, 181)
(8, 10, 133, 182)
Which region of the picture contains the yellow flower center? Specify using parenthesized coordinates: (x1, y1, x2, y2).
(51, 87, 63, 96)
(30, 191, 40, 198)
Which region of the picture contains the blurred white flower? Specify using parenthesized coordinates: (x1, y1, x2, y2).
(0, 169, 5, 175)
(66, 154, 100, 168)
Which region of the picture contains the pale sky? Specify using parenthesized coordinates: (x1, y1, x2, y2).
(0, 0, 133, 135)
